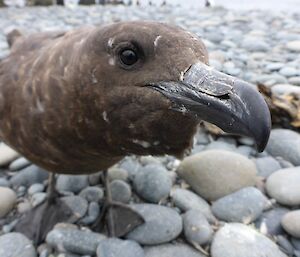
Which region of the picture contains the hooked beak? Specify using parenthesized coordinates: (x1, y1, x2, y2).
(148, 62, 271, 152)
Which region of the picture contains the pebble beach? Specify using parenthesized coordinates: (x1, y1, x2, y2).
(0, 3, 300, 257)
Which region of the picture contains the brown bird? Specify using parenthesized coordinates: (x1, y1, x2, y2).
(0, 21, 271, 242)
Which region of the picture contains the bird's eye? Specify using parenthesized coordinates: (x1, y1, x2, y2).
(119, 49, 138, 66)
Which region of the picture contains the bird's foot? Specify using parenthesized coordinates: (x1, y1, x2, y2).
(92, 201, 144, 237)
(14, 196, 73, 245)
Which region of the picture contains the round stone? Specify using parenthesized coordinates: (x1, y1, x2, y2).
(9, 157, 31, 171)
(144, 243, 205, 257)
(176, 150, 257, 201)
(0, 143, 20, 167)
(170, 188, 215, 222)
(0, 232, 36, 257)
(211, 187, 267, 224)
(56, 175, 89, 193)
(286, 40, 300, 52)
(46, 223, 106, 256)
(10, 165, 48, 188)
(108, 167, 129, 181)
(96, 238, 144, 257)
(266, 167, 300, 206)
(282, 210, 300, 238)
(28, 183, 45, 195)
(211, 223, 287, 257)
(133, 164, 172, 203)
(255, 157, 281, 178)
(266, 129, 300, 166)
(126, 204, 183, 245)
(0, 186, 17, 218)
(61, 196, 88, 221)
(255, 207, 290, 236)
(110, 180, 132, 203)
(183, 210, 213, 245)
(79, 186, 104, 202)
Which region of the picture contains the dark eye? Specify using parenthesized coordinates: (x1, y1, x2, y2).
(119, 49, 138, 66)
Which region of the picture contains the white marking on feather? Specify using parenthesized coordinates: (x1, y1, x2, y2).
(108, 37, 115, 48)
(102, 111, 109, 122)
(154, 35, 162, 47)
(36, 98, 44, 113)
(108, 58, 115, 66)
(133, 139, 151, 148)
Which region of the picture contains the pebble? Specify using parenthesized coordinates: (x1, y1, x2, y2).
(0, 232, 36, 257)
(289, 76, 300, 85)
(61, 196, 88, 221)
(0, 177, 10, 187)
(266, 129, 300, 166)
(119, 157, 141, 181)
(176, 150, 257, 201)
(144, 243, 205, 257)
(281, 210, 300, 238)
(96, 238, 144, 257)
(204, 141, 237, 152)
(126, 204, 183, 245)
(266, 167, 300, 206)
(277, 235, 294, 256)
(9, 157, 31, 171)
(79, 186, 104, 202)
(108, 167, 129, 181)
(10, 165, 48, 188)
(212, 187, 267, 224)
(255, 207, 290, 235)
(291, 238, 300, 251)
(28, 183, 45, 195)
(255, 156, 281, 178)
(0, 186, 17, 218)
(272, 84, 300, 95)
(183, 210, 213, 245)
(265, 62, 285, 72)
(110, 180, 132, 203)
(79, 201, 100, 225)
(133, 164, 172, 203)
(0, 143, 20, 166)
(46, 223, 106, 256)
(170, 188, 215, 222)
(88, 172, 101, 186)
(31, 192, 47, 207)
(56, 175, 89, 193)
(241, 38, 269, 52)
(211, 223, 287, 257)
(286, 40, 300, 52)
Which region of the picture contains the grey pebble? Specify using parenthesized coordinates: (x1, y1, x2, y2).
(279, 67, 299, 77)
(119, 157, 141, 181)
(281, 210, 300, 238)
(277, 235, 294, 256)
(211, 223, 287, 257)
(31, 192, 47, 207)
(108, 167, 129, 181)
(9, 157, 31, 171)
(56, 175, 89, 194)
(110, 180, 132, 203)
(96, 238, 144, 257)
(255, 207, 290, 236)
(133, 164, 172, 203)
(266, 167, 300, 206)
(126, 204, 183, 245)
(0, 186, 17, 218)
(204, 141, 237, 152)
(0, 177, 10, 187)
(0, 232, 36, 257)
(46, 224, 106, 256)
(88, 172, 101, 186)
(144, 243, 205, 257)
(242, 38, 269, 52)
(80, 202, 100, 225)
(79, 186, 104, 202)
(61, 196, 88, 222)
(170, 188, 215, 223)
(266, 129, 300, 166)
(10, 165, 48, 188)
(255, 156, 281, 178)
(183, 210, 213, 245)
(212, 187, 267, 224)
(177, 150, 256, 201)
(291, 238, 300, 251)
(28, 183, 45, 195)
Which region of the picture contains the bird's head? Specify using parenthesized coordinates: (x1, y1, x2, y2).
(82, 21, 271, 157)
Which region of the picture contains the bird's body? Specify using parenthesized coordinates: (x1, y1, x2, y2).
(0, 23, 205, 173)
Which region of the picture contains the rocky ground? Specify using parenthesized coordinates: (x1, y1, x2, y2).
(0, 4, 300, 257)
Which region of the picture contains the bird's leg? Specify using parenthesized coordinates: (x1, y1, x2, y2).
(15, 173, 73, 245)
(92, 171, 144, 237)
